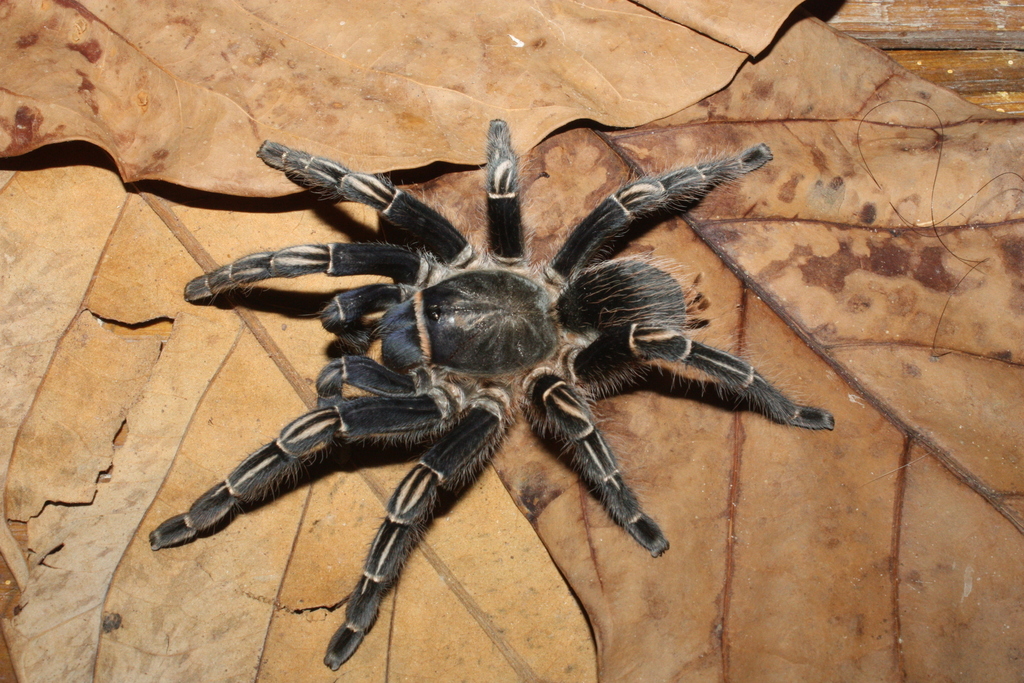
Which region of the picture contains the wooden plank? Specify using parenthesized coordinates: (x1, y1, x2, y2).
(889, 49, 1024, 114)
(816, 0, 1024, 50)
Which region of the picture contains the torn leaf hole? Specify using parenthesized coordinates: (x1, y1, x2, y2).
(39, 543, 64, 568)
(288, 597, 347, 615)
(26, 496, 98, 525)
(112, 419, 128, 448)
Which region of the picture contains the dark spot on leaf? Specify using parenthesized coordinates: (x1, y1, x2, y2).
(867, 240, 911, 278)
(251, 42, 275, 66)
(759, 244, 811, 283)
(799, 238, 957, 295)
(998, 236, 1024, 277)
(67, 39, 102, 63)
(76, 71, 95, 92)
(810, 147, 829, 173)
(77, 70, 98, 114)
(846, 294, 871, 312)
(532, 38, 546, 49)
(777, 173, 802, 203)
(515, 474, 562, 523)
(801, 241, 861, 294)
(102, 613, 122, 632)
(903, 363, 920, 377)
(859, 202, 877, 225)
(16, 34, 38, 48)
(913, 246, 957, 293)
(3, 105, 43, 152)
(751, 79, 773, 99)
(153, 148, 169, 160)
(992, 350, 1013, 361)
(808, 175, 846, 211)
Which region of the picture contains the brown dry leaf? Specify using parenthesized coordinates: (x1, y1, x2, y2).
(3, 13, 1024, 683)
(0, 0, 801, 194)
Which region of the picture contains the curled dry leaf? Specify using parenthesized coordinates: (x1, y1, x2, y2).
(2, 13, 1023, 683)
(0, 0, 804, 194)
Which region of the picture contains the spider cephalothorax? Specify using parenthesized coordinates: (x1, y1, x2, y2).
(151, 121, 835, 670)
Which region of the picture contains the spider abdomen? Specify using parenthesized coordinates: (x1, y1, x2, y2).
(557, 259, 688, 333)
(381, 270, 558, 375)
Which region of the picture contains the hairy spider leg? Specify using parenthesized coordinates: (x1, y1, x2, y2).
(149, 393, 448, 550)
(529, 373, 668, 556)
(324, 406, 504, 670)
(575, 325, 835, 431)
(485, 119, 525, 260)
(316, 355, 419, 403)
(548, 144, 773, 279)
(320, 284, 410, 334)
(319, 283, 414, 353)
(184, 242, 424, 301)
(258, 141, 473, 265)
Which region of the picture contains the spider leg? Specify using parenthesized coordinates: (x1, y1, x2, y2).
(485, 120, 525, 260)
(259, 142, 473, 265)
(548, 144, 772, 279)
(320, 283, 411, 335)
(575, 325, 835, 430)
(185, 243, 424, 301)
(149, 394, 447, 550)
(324, 406, 503, 670)
(316, 355, 418, 402)
(529, 373, 668, 557)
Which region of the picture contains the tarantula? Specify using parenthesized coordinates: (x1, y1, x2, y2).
(150, 121, 834, 670)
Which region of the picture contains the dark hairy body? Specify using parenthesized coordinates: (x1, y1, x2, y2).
(150, 121, 834, 669)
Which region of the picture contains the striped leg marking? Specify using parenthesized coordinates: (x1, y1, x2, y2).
(530, 373, 668, 557)
(151, 391, 449, 551)
(149, 407, 342, 549)
(603, 325, 835, 431)
(184, 243, 423, 301)
(549, 144, 773, 278)
(485, 120, 525, 260)
(257, 140, 471, 265)
(316, 356, 418, 403)
(325, 408, 502, 670)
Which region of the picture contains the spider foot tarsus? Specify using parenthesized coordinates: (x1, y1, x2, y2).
(783, 405, 835, 431)
(325, 625, 366, 671)
(738, 143, 773, 172)
(626, 513, 669, 558)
